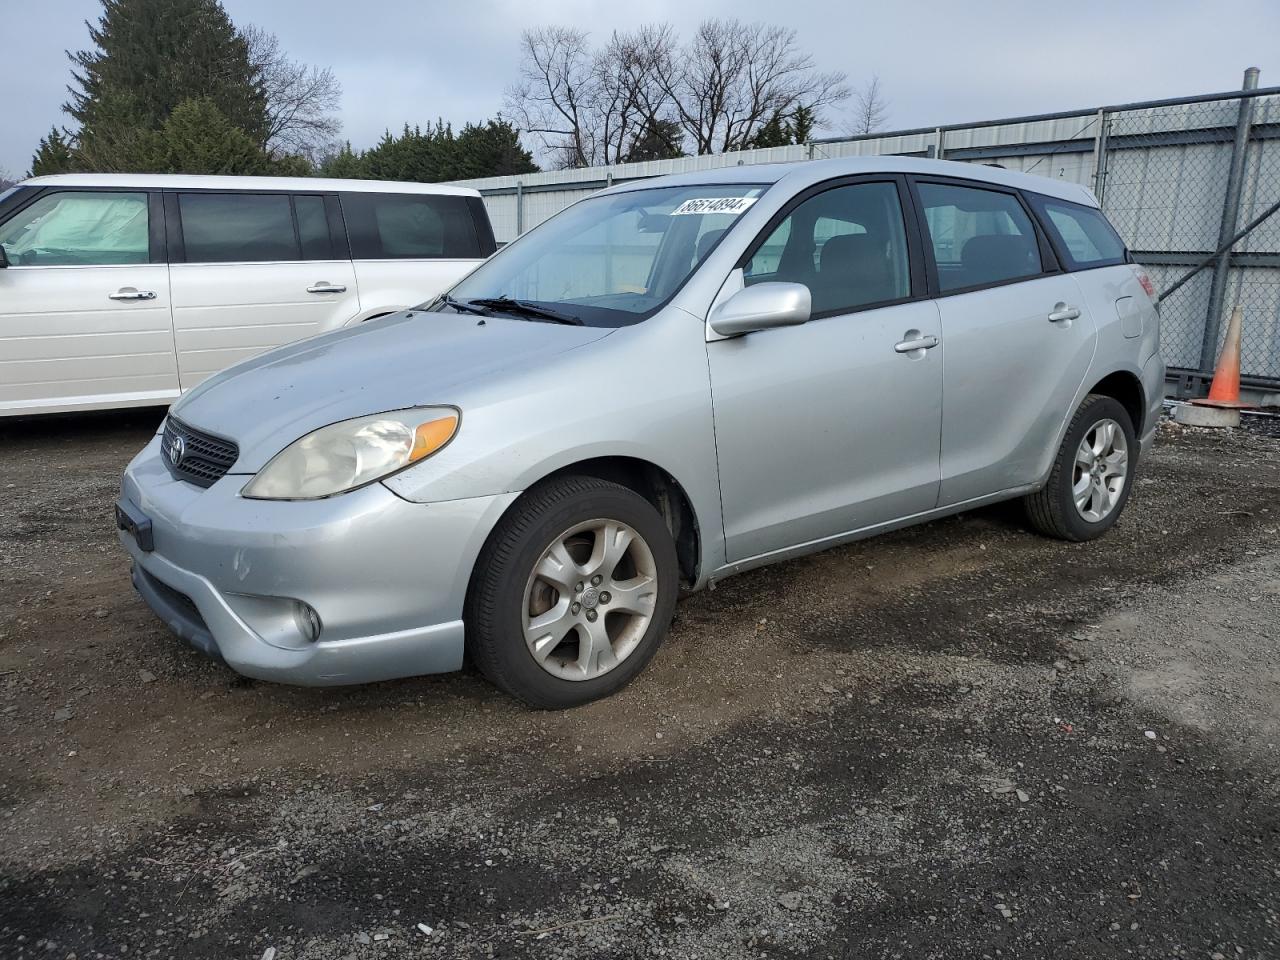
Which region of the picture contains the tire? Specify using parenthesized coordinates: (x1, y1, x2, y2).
(466, 475, 679, 708)
(1023, 394, 1137, 542)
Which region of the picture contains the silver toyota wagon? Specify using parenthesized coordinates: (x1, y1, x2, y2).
(117, 157, 1164, 708)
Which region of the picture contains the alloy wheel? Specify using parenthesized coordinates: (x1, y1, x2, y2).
(1072, 418, 1129, 523)
(521, 518, 659, 681)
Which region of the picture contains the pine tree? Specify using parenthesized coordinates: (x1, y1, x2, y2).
(625, 119, 685, 163)
(750, 112, 792, 149)
(452, 119, 538, 179)
(67, 0, 268, 147)
(30, 128, 77, 176)
(158, 99, 274, 174)
(789, 105, 817, 146)
(318, 142, 367, 179)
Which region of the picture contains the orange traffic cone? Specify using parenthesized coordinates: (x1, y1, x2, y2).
(1194, 305, 1248, 409)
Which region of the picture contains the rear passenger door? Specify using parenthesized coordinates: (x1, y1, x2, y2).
(910, 177, 1096, 505)
(167, 191, 358, 390)
(0, 189, 178, 414)
(340, 192, 486, 313)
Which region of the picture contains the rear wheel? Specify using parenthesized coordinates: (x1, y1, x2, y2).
(466, 475, 679, 708)
(1023, 394, 1136, 541)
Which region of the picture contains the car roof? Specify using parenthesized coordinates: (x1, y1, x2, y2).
(18, 173, 481, 197)
(600, 155, 1099, 207)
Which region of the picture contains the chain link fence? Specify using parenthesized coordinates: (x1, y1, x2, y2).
(456, 74, 1280, 390)
(1097, 83, 1280, 386)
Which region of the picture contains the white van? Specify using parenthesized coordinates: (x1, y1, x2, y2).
(0, 174, 496, 416)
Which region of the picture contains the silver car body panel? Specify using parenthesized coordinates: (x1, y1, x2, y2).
(119, 156, 1161, 684)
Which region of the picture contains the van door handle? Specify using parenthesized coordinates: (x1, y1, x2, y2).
(894, 333, 940, 354)
(108, 287, 156, 301)
(1048, 302, 1081, 322)
(307, 282, 347, 294)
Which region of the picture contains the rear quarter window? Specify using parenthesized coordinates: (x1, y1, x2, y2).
(341, 192, 483, 260)
(1027, 194, 1127, 270)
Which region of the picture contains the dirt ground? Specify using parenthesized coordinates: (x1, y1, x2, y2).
(1, 409, 1278, 960)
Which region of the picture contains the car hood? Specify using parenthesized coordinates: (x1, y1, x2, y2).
(171, 311, 614, 472)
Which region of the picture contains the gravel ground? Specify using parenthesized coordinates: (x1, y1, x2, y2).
(0, 409, 1278, 959)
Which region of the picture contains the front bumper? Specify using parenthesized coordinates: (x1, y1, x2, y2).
(118, 435, 518, 685)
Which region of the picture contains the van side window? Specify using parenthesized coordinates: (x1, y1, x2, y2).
(1028, 195, 1127, 270)
(917, 183, 1042, 292)
(744, 181, 910, 316)
(341, 193, 482, 260)
(294, 194, 334, 260)
(179, 193, 298, 263)
(0, 191, 148, 266)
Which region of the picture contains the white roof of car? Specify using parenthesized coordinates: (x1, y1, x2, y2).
(19, 173, 480, 197)
(603, 156, 1099, 207)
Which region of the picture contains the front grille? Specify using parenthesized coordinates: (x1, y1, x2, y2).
(161, 416, 239, 487)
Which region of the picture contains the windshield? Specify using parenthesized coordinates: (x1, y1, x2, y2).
(441, 183, 770, 327)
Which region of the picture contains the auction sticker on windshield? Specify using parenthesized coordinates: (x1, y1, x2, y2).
(670, 197, 759, 216)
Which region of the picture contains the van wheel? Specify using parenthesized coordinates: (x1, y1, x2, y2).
(1023, 394, 1136, 542)
(466, 475, 679, 708)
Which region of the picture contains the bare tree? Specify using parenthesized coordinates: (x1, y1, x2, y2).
(851, 75, 889, 135)
(505, 26, 678, 168)
(507, 21, 846, 166)
(504, 27, 595, 168)
(242, 25, 342, 162)
(656, 20, 850, 155)
(0, 170, 16, 190)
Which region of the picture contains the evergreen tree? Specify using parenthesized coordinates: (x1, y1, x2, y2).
(30, 128, 77, 176)
(789, 105, 817, 146)
(452, 119, 538, 179)
(158, 99, 274, 174)
(318, 142, 367, 179)
(67, 0, 268, 147)
(750, 112, 792, 149)
(361, 122, 456, 182)
(625, 119, 685, 163)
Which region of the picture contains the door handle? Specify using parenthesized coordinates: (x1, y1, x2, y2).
(108, 288, 157, 301)
(307, 282, 347, 294)
(1048, 302, 1081, 323)
(894, 334, 940, 354)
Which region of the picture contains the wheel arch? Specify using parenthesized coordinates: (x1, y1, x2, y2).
(474, 455, 703, 593)
(1087, 368, 1146, 435)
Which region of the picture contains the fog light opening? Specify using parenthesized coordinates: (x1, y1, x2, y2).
(294, 602, 323, 642)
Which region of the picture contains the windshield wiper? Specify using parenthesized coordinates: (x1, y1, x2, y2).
(467, 296, 583, 326)
(439, 294, 492, 317)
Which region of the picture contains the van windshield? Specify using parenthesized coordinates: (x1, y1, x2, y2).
(439, 184, 769, 327)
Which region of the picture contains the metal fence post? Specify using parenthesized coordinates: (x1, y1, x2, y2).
(515, 181, 524, 236)
(1200, 67, 1260, 372)
(1091, 108, 1109, 203)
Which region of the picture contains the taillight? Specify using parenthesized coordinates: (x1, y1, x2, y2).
(1132, 267, 1157, 301)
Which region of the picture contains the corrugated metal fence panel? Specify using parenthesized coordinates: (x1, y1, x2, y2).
(453, 89, 1280, 384)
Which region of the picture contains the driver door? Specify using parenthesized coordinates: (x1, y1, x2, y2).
(707, 177, 944, 563)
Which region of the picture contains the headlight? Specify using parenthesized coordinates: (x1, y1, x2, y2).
(241, 407, 459, 500)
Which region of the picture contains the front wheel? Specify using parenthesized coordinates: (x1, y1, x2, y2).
(466, 475, 679, 708)
(1023, 394, 1136, 541)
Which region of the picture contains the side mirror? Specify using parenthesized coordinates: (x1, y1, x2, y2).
(709, 282, 811, 337)
(0, 246, 9, 269)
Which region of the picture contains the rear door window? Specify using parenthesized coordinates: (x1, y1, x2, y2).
(0, 191, 149, 266)
(179, 193, 298, 263)
(294, 194, 335, 260)
(341, 193, 482, 259)
(1028, 195, 1127, 270)
(916, 182, 1043, 292)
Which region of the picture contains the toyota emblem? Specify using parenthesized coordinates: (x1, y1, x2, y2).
(167, 433, 186, 467)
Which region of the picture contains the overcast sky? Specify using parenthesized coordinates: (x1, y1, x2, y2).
(3, 0, 1279, 178)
